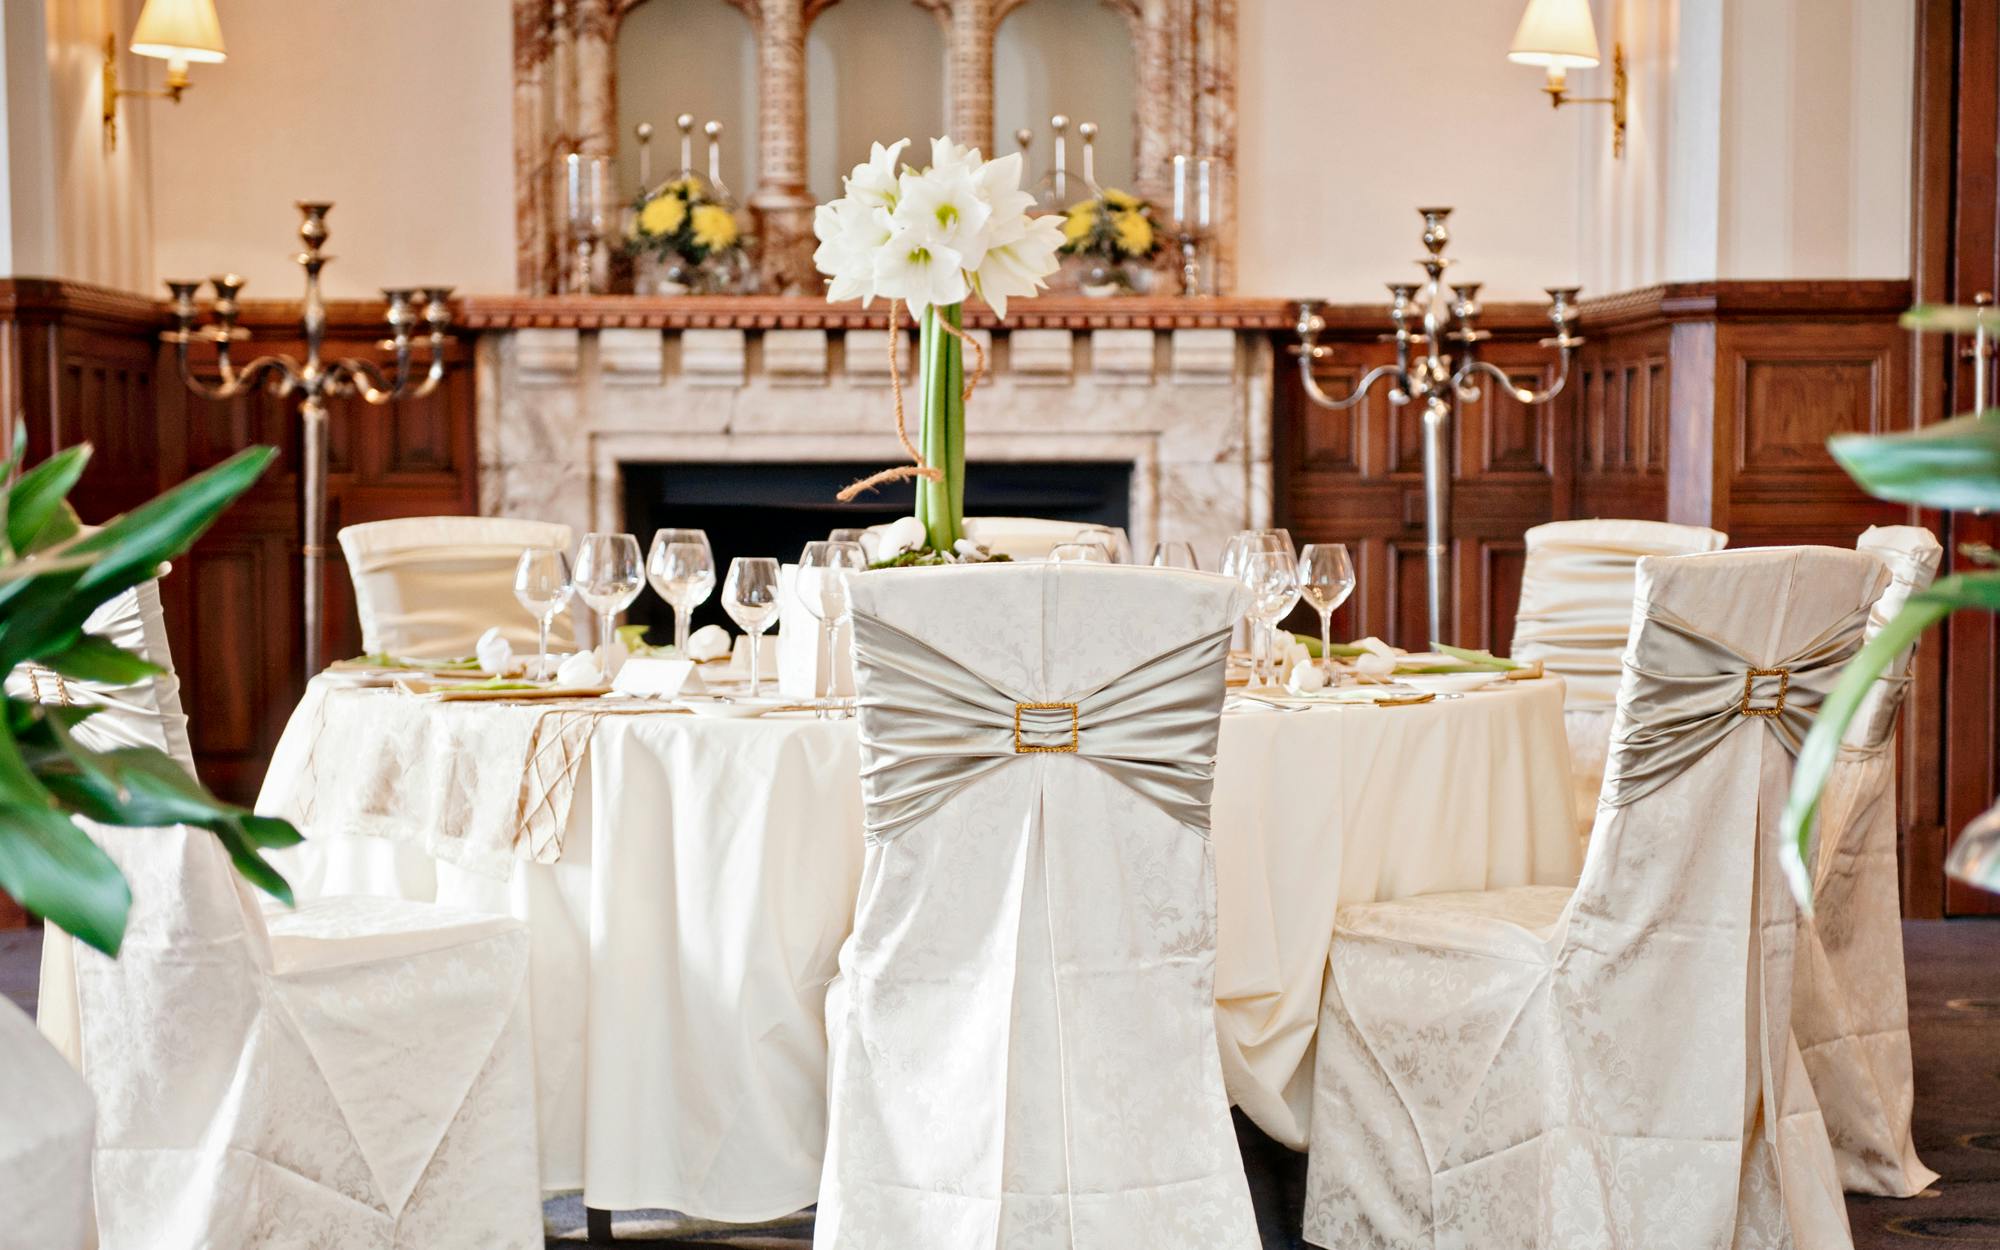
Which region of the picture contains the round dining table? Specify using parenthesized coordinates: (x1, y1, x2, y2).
(260, 670, 1579, 1221)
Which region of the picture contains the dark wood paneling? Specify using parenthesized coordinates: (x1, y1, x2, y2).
(0, 282, 480, 815)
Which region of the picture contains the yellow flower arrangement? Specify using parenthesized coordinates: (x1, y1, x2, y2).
(638, 193, 687, 238)
(1058, 186, 1163, 269)
(690, 203, 740, 252)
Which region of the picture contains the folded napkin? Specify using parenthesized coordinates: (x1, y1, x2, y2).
(476, 627, 517, 677)
(555, 650, 604, 687)
(685, 624, 732, 663)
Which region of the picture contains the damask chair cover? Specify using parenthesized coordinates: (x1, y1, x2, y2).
(1793, 525, 1943, 1196)
(1510, 518, 1727, 837)
(1304, 546, 1883, 1250)
(0, 997, 93, 1249)
(338, 515, 572, 658)
(817, 563, 1259, 1249)
(17, 580, 544, 1249)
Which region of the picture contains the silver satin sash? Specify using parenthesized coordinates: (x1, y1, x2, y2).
(1600, 602, 1870, 808)
(1512, 546, 1658, 709)
(849, 610, 1233, 839)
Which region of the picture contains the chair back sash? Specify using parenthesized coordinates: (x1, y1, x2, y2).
(850, 608, 1232, 838)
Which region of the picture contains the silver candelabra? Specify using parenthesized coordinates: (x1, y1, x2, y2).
(164, 202, 453, 677)
(1294, 207, 1582, 646)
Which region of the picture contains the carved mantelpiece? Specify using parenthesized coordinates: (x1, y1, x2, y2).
(514, 0, 1236, 295)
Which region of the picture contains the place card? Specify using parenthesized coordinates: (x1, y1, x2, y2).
(612, 657, 708, 700)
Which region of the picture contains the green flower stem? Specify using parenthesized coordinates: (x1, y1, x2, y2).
(914, 302, 966, 551)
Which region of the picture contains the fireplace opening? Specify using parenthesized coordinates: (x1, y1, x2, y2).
(621, 460, 1133, 636)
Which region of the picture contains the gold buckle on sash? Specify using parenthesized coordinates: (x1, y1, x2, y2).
(1014, 701, 1080, 753)
(1740, 667, 1789, 718)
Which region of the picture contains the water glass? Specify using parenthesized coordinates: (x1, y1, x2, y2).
(513, 547, 574, 681)
(647, 529, 717, 654)
(1297, 543, 1356, 676)
(1223, 529, 1295, 673)
(1050, 541, 1111, 563)
(1074, 526, 1131, 564)
(722, 557, 783, 697)
(1151, 541, 1199, 570)
(574, 532, 644, 677)
(1239, 548, 1302, 685)
(799, 540, 867, 715)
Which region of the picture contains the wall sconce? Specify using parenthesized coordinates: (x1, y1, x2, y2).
(102, 0, 227, 151)
(1509, 0, 1626, 158)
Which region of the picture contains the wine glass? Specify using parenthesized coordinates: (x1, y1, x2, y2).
(1297, 543, 1356, 676)
(1074, 526, 1130, 563)
(827, 527, 868, 545)
(513, 547, 574, 681)
(647, 529, 716, 654)
(1240, 549, 1302, 685)
(1050, 541, 1110, 563)
(573, 532, 644, 677)
(1151, 541, 1199, 569)
(798, 540, 867, 716)
(722, 557, 783, 697)
(1223, 529, 1295, 676)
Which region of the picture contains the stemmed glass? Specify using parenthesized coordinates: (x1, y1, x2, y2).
(722, 557, 783, 697)
(513, 547, 574, 681)
(1223, 529, 1295, 679)
(1151, 541, 1199, 569)
(1240, 550, 1302, 685)
(647, 528, 716, 654)
(1297, 543, 1356, 677)
(573, 532, 644, 678)
(798, 540, 867, 716)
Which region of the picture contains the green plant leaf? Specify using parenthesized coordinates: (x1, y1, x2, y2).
(42, 634, 163, 685)
(1828, 411, 2000, 512)
(1288, 633, 1366, 658)
(0, 803, 129, 954)
(0, 446, 276, 672)
(1782, 572, 2000, 911)
(7, 444, 91, 555)
(1430, 642, 1522, 670)
(1901, 303, 2000, 334)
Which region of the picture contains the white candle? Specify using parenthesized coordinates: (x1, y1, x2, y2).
(1196, 158, 1212, 231)
(565, 152, 584, 228)
(1172, 155, 1189, 229)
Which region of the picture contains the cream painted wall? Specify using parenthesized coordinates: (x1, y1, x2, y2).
(148, 0, 516, 300)
(1237, 0, 1585, 301)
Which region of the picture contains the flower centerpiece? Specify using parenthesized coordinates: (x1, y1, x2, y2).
(626, 176, 750, 294)
(1060, 187, 1163, 295)
(812, 137, 1066, 559)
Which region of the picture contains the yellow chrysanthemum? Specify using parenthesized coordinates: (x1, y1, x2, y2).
(666, 176, 701, 198)
(1061, 202, 1097, 245)
(1112, 209, 1154, 257)
(1102, 187, 1139, 211)
(638, 194, 687, 238)
(690, 203, 740, 252)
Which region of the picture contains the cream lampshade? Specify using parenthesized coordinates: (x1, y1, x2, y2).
(129, 0, 228, 66)
(1507, 0, 1601, 68)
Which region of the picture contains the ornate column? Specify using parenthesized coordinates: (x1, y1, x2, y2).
(743, 0, 818, 294)
(947, 0, 996, 152)
(513, 0, 556, 292)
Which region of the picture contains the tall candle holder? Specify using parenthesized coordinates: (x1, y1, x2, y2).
(565, 151, 609, 294)
(163, 202, 452, 677)
(1293, 206, 1581, 645)
(1169, 154, 1218, 296)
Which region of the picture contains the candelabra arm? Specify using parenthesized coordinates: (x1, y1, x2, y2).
(1294, 301, 1412, 411)
(168, 341, 299, 402)
(1454, 347, 1577, 407)
(336, 341, 448, 405)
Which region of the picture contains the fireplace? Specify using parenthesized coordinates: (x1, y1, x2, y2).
(622, 460, 1133, 635)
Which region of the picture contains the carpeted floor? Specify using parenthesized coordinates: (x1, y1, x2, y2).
(6, 920, 1998, 1247)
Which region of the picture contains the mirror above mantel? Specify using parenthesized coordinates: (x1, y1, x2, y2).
(513, 0, 1236, 298)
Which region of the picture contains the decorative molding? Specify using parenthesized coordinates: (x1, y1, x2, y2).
(1009, 328, 1074, 382)
(681, 327, 749, 385)
(763, 327, 829, 382)
(515, 327, 583, 384)
(1090, 328, 1156, 383)
(599, 327, 665, 384)
(455, 294, 1297, 331)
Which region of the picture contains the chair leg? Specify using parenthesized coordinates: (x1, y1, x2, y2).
(586, 1205, 616, 1243)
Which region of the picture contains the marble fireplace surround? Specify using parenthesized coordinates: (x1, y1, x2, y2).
(468, 297, 1292, 565)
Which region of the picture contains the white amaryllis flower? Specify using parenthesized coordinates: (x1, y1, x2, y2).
(814, 135, 1064, 320)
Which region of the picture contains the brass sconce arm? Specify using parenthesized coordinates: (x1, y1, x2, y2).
(1538, 44, 1628, 157)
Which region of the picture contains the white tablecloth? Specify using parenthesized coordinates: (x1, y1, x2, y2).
(263, 676, 1577, 1217)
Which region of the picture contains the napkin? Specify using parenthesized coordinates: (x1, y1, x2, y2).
(555, 650, 604, 687)
(1285, 658, 1329, 694)
(475, 627, 517, 677)
(685, 624, 732, 662)
(1351, 636, 1405, 681)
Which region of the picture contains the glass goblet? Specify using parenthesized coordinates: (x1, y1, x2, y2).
(513, 547, 574, 681)
(799, 539, 867, 716)
(1298, 543, 1356, 678)
(573, 532, 644, 678)
(1239, 549, 1302, 685)
(722, 556, 783, 698)
(647, 528, 715, 653)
